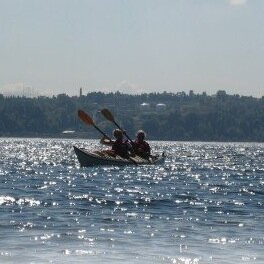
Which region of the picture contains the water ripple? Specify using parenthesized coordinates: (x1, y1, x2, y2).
(0, 138, 263, 263)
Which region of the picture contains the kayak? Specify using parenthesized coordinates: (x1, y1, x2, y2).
(73, 146, 165, 167)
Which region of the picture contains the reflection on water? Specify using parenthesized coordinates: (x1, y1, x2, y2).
(0, 138, 264, 263)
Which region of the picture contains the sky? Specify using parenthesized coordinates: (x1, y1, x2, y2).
(0, 0, 263, 97)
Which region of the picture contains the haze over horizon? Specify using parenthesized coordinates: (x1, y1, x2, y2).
(1, 0, 264, 98)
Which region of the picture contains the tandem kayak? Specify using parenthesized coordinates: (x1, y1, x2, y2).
(73, 146, 165, 167)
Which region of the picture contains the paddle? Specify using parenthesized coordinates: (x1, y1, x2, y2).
(100, 108, 140, 165)
(101, 108, 154, 164)
(78, 109, 138, 165)
(78, 109, 109, 139)
(101, 108, 134, 143)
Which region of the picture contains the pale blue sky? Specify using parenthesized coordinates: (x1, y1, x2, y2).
(0, 0, 263, 97)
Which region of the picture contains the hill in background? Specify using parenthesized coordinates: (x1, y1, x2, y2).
(0, 91, 263, 142)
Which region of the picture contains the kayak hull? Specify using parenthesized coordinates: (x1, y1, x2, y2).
(73, 146, 165, 167)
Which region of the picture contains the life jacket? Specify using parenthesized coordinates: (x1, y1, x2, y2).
(133, 140, 150, 155)
(112, 139, 130, 158)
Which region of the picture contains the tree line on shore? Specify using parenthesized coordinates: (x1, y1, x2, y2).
(0, 91, 263, 142)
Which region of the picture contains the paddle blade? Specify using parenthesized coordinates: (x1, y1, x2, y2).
(101, 108, 114, 122)
(78, 110, 95, 126)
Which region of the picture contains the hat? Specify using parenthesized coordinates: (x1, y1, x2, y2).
(113, 129, 123, 138)
(136, 130, 146, 137)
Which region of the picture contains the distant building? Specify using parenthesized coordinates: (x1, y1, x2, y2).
(156, 103, 166, 112)
(80, 87, 83, 97)
(62, 130, 75, 134)
(140, 102, 150, 110)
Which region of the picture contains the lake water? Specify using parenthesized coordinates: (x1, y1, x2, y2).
(0, 138, 263, 264)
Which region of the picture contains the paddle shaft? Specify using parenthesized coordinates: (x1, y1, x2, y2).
(111, 116, 150, 164)
(78, 109, 137, 165)
(112, 120, 134, 143)
(108, 120, 137, 165)
(91, 123, 137, 165)
(112, 122, 138, 165)
(93, 124, 109, 139)
(101, 108, 134, 143)
(98, 125, 137, 165)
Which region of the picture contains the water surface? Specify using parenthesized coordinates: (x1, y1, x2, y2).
(0, 138, 263, 263)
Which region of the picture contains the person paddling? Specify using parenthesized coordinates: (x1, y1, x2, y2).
(133, 130, 151, 159)
(100, 129, 133, 159)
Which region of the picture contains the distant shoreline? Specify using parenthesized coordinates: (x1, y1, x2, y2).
(1, 91, 263, 142)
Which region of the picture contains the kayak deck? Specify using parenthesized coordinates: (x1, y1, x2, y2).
(73, 146, 165, 167)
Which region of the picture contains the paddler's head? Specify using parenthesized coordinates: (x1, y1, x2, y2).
(113, 129, 123, 140)
(136, 130, 146, 142)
